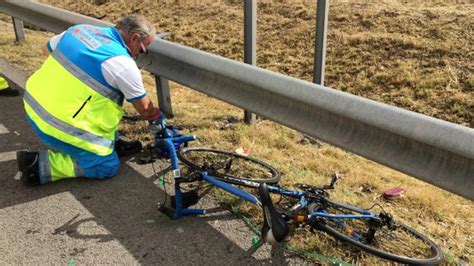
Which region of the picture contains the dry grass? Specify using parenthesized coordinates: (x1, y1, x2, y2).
(0, 0, 473, 264)
(30, 0, 474, 127)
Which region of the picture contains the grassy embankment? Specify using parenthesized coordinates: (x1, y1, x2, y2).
(0, 0, 472, 263)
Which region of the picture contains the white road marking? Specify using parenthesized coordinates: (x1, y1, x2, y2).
(0, 151, 16, 162)
(0, 151, 21, 179)
(14, 172, 21, 180)
(0, 123, 10, 134)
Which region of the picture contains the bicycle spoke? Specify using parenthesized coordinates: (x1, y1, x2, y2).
(317, 203, 442, 263)
(178, 147, 280, 186)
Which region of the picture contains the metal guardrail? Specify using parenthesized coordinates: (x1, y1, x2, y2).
(1, 1, 473, 200)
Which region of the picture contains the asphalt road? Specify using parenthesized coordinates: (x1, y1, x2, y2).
(0, 64, 307, 265)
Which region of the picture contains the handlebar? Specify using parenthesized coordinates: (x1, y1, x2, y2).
(295, 173, 339, 192)
(146, 124, 196, 176)
(168, 135, 196, 144)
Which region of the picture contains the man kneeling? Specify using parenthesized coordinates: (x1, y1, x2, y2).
(17, 15, 164, 186)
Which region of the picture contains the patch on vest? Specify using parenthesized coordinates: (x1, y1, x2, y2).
(71, 28, 101, 50)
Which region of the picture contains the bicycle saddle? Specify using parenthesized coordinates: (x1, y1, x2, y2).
(259, 183, 289, 244)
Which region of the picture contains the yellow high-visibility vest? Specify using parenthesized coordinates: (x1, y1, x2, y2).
(0, 76, 8, 90)
(24, 25, 131, 156)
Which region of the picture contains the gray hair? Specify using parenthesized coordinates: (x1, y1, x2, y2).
(116, 14, 155, 38)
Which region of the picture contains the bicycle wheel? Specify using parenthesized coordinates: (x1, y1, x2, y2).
(312, 199, 444, 265)
(178, 147, 280, 187)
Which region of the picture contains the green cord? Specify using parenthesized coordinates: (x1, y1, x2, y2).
(159, 177, 166, 187)
(252, 235, 260, 249)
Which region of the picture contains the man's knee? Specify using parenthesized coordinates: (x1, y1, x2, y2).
(93, 157, 120, 179)
(80, 152, 120, 180)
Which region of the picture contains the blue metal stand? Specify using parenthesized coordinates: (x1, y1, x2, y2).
(171, 181, 206, 219)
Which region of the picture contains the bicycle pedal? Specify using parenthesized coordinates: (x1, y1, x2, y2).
(138, 154, 156, 164)
(171, 190, 200, 209)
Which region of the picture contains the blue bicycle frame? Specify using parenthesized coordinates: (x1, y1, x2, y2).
(158, 132, 259, 219)
(151, 127, 445, 265)
(157, 131, 378, 223)
(264, 185, 378, 221)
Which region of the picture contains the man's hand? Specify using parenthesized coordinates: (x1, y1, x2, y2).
(132, 95, 160, 121)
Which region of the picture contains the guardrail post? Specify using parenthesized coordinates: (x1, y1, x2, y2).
(1, 0, 473, 199)
(152, 32, 173, 118)
(243, 0, 257, 124)
(313, 0, 329, 85)
(154, 75, 173, 118)
(12, 17, 25, 42)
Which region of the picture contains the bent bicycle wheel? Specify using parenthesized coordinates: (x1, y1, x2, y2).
(312, 200, 444, 265)
(178, 147, 280, 187)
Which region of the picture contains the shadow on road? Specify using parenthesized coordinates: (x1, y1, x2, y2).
(0, 68, 294, 264)
(0, 156, 294, 264)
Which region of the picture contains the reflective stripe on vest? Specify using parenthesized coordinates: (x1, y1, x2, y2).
(51, 49, 123, 105)
(25, 55, 118, 155)
(24, 90, 114, 149)
(24, 25, 130, 155)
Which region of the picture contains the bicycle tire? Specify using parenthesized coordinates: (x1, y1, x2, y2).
(312, 200, 444, 265)
(178, 147, 280, 187)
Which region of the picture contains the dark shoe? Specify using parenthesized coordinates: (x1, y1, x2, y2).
(0, 87, 20, 97)
(16, 150, 41, 186)
(115, 138, 142, 157)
